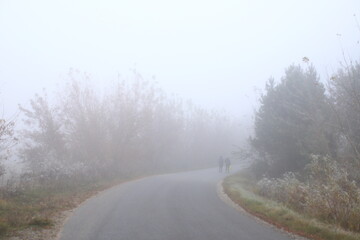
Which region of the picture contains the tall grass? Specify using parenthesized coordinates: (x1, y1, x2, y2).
(223, 170, 360, 240)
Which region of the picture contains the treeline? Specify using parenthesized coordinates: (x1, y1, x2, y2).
(249, 61, 360, 232)
(0, 71, 241, 235)
(7, 71, 239, 189)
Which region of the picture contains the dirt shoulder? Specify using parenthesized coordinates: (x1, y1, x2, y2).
(8, 210, 71, 240)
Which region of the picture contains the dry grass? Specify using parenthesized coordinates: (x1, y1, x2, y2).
(0, 178, 125, 239)
(223, 171, 360, 240)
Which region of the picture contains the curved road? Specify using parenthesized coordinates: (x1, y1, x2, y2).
(59, 167, 294, 240)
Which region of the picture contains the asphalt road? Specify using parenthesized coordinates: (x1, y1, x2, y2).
(59, 167, 294, 240)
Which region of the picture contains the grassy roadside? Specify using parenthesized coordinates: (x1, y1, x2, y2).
(0, 176, 131, 239)
(222, 171, 360, 240)
(0, 165, 213, 239)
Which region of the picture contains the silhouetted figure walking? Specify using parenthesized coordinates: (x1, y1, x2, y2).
(218, 156, 224, 173)
(225, 158, 231, 173)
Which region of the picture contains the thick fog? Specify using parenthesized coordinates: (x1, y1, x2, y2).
(1, 0, 359, 120)
(0, 0, 360, 177)
(1, 2, 360, 238)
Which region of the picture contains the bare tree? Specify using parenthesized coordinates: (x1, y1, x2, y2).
(0, 115, 17, 176)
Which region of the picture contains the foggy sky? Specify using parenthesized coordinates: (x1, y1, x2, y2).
(0, 0, 359, 121)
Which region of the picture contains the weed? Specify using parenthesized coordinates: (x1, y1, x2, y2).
(28, 218, 53, 227)
(223, 171, 360, 240)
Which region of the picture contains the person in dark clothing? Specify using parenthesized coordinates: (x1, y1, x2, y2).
(225, 158, 231, 173)
(218, 156, 224, 173)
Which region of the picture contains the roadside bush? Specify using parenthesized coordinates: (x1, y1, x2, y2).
(305, 155, 360, 231)
(257, 172, 308, 211)
(256, 155, 360, 232)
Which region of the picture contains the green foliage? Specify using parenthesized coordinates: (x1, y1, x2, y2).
(248, 60, 360, 235)
(251, 65, 333, 177)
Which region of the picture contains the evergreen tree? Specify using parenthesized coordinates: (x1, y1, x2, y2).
(251, 65, 334, 177)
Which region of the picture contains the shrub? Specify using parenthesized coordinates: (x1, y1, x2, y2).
(256, 155, 360, 232)
(257, 172, 308, 211)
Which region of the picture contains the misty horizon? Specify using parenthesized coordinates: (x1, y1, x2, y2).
(1, 0, 359, 121)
